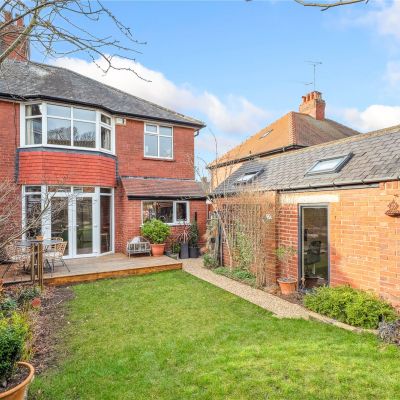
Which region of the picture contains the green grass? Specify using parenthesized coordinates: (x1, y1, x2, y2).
(30, 271, 400, 400)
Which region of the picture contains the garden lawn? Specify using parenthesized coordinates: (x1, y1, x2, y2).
(30, 271, 400, 400)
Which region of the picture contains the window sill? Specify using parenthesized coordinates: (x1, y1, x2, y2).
(143, 156, 175, 162)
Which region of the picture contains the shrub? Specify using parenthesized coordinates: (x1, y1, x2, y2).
(141, 219, 171, 244)
(304, 286, 398, 329)
(0, 312, 29, 385)
(214, 267, 257, 286)
(0, 296, 18, 315)
(17, 286, 41, 307)
(203, 253, 219, 269)
(189, 221, 199, 247)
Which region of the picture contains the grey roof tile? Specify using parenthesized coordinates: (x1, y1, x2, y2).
(215, 125, 400, 194)
(0, 59, 205, 128)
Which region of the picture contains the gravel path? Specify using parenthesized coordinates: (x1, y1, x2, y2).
(182, 259, 310, 319)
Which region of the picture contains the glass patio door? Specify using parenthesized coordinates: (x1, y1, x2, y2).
(75, 197, 93, 256)
(300, 206, 329, 289)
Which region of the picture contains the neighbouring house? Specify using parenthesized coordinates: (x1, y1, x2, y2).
(0, 16, 207, 259)
(208, 91, 359, 188)
(214, 125, 400, 308)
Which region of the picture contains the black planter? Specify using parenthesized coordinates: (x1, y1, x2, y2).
(189, 246, 199, 258)
(179, 243, 189, 259)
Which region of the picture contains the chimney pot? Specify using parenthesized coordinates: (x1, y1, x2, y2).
(299, 91, 326, 120)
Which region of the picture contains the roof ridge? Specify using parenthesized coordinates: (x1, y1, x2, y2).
(5, 59, 204, 126)
(256, 123, 400, 164)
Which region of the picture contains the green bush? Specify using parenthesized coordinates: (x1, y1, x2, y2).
(0, 296, 18, 314)
(203, 253, 219, 269)
(141, 219, 171, 244)
(17, 286, 41, 307)
(189, 221, 199, 247)
(214, 267, 257, 287)
(0, 312, 29, 385)
(304, 286, 398, 329)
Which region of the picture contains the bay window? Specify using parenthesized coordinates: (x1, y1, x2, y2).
(144, 123, 173, 159)
(142, 201, 189, 224)
(22, 102, 113, 152)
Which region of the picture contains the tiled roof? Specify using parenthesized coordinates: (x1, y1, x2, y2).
(0, 59, 205, 128)
(210, 112, 359, 168)
(121, 177, 206, 199)
(214, 125, 400, 194)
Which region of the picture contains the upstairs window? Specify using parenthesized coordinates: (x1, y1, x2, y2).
(144, 123, 173, 159)
(306, 154, 352, 175)
(23, 102, 113, 153)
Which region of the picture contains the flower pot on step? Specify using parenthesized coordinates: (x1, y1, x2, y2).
(179, 243, 189, 259)
(277, 277, 297, 295)
(151, 243, 165, 257)
(189, 246, 199, 258)
(0, 362, 35, 400)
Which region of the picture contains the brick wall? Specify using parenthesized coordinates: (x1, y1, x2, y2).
(116, 119, 195, 179)
(114, 182, 207, 254)
(18, 150, 116, 186)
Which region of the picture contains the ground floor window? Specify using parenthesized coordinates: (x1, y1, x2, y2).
(142, 200, 189, 224)
(22, 185, 114, 258)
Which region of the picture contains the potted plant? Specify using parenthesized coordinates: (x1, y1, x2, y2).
(141, 219, 171, 257)
(275, 246, 297, 295)
(0, 313, 34, 400)
(178, 224, 190, 259)
(189, 221, 199, 258)
(170, 242, 180, 260)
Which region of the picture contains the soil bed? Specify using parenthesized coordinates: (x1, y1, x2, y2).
(0, 364, 29, 394)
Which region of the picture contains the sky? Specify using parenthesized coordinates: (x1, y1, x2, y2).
(31, 0, 400, 166)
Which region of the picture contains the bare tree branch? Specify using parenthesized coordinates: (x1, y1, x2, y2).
(294, 0, 369, 11)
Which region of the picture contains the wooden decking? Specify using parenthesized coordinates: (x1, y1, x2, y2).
(2, 253, 182, 286)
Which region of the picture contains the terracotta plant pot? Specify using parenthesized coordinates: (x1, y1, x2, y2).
(277, 277, 297, 295)
(0, 362, 35, 400)
(31, 297, 41, 309)
(151, 243, 165, 257)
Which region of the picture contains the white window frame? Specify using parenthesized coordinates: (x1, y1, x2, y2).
(20, 101, 115, 154)
(144, 123, 174, 160)
(141, 200, 189, 225)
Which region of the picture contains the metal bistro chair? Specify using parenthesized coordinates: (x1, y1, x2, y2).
(45, 241, 69, 272)
(1, 242, 31, 278)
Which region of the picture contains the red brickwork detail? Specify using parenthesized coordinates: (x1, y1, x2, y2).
(18, 151, 116, 186)
(116, 119, 195, 179)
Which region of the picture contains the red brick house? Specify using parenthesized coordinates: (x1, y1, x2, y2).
(215, 125, 400, 308)
(0, 46, 207, 258)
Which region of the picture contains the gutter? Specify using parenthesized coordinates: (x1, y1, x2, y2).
(0, 93, 206, 130)
(207, 144, 306, 170)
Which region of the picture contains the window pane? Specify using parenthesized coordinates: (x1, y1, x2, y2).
(25, 118, 42, 145)
(25, 194, 42, 238)
(101, 114, 111, 125)
(310, 157, 346, 173)
(74, 107, 96, 121)
(100, 188, 112, 194)
(160, 126, 172, 136)
(73, 121, 96, 148)
(101, 126, 111, 150)
(73, 186, 95, 193)
(159, 136, 172, 158)
(47, 117, 71, 146)
(25, 186, 41, 193)
(145, 124, 157, 133)
(143, 201, 173, 223)
(47, 104, 71, 118)
(25, 104, 42, 117)
(144, 134, 158, 157)
(100, 195, 112, 253)
(176, 202, 187, 222)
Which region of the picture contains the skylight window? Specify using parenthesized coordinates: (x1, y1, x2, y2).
(306, 154, 352, 175)
(235, 169, 264, 184)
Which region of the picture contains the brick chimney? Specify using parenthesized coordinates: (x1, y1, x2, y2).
(0, 12, 29, 61)
(299, 91, 325, 120)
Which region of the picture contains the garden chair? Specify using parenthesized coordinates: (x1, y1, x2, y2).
(44, 241, 69, 272)
(1, 242, 31, 278)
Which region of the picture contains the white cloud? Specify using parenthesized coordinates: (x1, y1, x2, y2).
(368, 0, 400, 41)
(51, 56, 270, 136)
(342, 104, 400, 131)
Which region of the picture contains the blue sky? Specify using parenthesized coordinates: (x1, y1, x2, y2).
(32, 1, 400, 165)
